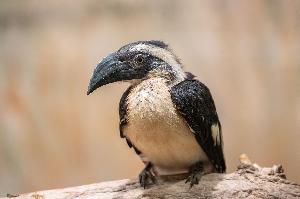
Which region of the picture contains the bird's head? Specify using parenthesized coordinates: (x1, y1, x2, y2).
(87, 40, 186, 95)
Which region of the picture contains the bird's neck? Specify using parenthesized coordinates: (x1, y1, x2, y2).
(126, 65, 186, 87)
(146, 67, 186, 86)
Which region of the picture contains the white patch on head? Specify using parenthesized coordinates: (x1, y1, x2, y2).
(129, 44, 186, 82)
(211, 123, 220, 146)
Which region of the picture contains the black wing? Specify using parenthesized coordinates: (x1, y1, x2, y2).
(119, 86, 132, 139)
(119, 86, 141, 155)
(171, 79, 226, 173)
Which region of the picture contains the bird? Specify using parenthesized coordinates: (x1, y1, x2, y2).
(87, 40, 226, 188)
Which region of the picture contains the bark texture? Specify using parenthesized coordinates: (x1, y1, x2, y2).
(3, 155, 300, 199)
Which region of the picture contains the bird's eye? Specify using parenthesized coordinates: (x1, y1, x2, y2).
(119, 57, 126, 62)
(134, 54, 145, 65)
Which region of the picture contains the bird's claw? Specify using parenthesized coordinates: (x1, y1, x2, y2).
(185, 161, 204, 188)
(185, 172, 203, 188)
(139, 169, 156, 189)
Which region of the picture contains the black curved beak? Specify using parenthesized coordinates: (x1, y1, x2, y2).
(87, 53, 121, 95)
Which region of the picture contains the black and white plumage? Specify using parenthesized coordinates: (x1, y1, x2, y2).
(87, 40, 226, 188)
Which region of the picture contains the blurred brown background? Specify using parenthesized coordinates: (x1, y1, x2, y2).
(0, 0, 300, 195)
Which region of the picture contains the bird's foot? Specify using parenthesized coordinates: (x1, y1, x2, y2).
(139, 163, 156, 189)
(185, 161, 204, 188)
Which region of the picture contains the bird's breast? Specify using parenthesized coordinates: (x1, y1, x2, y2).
(124, 78, 208, 174)
(127, 78, 181, 126)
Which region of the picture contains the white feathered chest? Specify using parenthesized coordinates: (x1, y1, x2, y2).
(124, 78, 208, 174)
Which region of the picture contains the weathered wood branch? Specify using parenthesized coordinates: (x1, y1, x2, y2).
(3, 154, 300, 199)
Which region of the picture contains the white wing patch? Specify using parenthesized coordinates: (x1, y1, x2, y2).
(211, 123, 220, 146)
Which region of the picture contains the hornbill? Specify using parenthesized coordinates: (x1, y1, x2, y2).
(87, 41, 226, 188)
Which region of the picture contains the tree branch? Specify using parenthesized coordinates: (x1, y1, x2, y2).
(3, 154, 300, 199)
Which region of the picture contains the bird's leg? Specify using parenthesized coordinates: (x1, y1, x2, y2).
(139, 162, 156, 188)
(185, 161, 204, 188)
